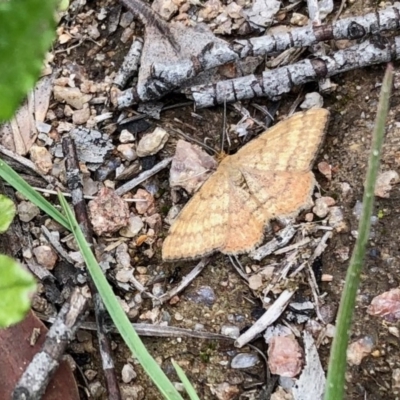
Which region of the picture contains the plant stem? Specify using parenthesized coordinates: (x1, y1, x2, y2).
(324, 64, 393, 400)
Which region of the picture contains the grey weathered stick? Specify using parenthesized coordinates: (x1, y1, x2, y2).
(114, 5, 400, 107)
(189, 35, 400, 108)
(13, 288, 88, 400)
(115, 157, 172, 196)
(36, 311, 232, 341)
(113, 37, 143, 88)
(235, 288, 296, 348)
(62, 137, 122, 400)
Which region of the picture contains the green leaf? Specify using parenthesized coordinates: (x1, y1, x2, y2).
(0, 254, 36, 328)
(0, 194, 16, 233)
(0, 0, 58, 121)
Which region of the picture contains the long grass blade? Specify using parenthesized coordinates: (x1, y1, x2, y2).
(57, 191, 185, 400)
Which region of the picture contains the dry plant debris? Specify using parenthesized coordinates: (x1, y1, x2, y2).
(162, 108, 330, 260)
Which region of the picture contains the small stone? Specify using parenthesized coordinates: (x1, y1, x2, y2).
(119, 129, 135, 143)
(30, 145, 53, 174)
(134, 189, 155, 215)
(210, 382, 240, 400)
(347, 336, 374, 366)
(17, 201, 40, 222)
(120, 11, 134, 28)
(244, 0, 280, 28)
(116, 243, 131, 268)
(341, 182, 352, 198)
(328, 206, 348, 232)
(374, 170, 399, 198)
(88, 188, 129, 235)
(325, 324, 336, 338)
(186, 285, 216, 307)
(174, 312, 184, 321)
(313, 196, 335, 218)
(119, 214, 144, 237)
(152, 0, 178, 20)
(88, 381, 105, 399)
(367, 288, 400, 321)
(231, 353, 259, 369)
(248, 274, 263, 290)
(221, 325, 240, 339)
(225, 2, 243, 18)
(117, 144, 137, 161)
(300, 92, 324, 110)
(319, 303, 336, 324)
(136, 266, 147, 274)
(120, 27, 134, 43)
(33, 245, 58, 269)
(144, 213, 162, 231)
(152, 283, 165, 297)
(82, 176, 99, 196)
(165, 205, 181, 225)
(140, 308, 160, 323)
(304, 213, 314, 222)
(268, 336, 303, 377)
(53, 85, 92, 110)
(389, 326, 399, 338)
(116, 268, 133, 283)
(84, 369, 97, 381)
(393, 369, 400, 390)
(87, 24, 100, 40)
(121, 363, 137, 383)
(335, 246, 349, 262)
(290, 12, 308, 26)
(317, 161, 332, 180)
(119, 384, 144, 400)
(136, 127, 169, 157)
(72, 106, 91, 125)
(199, 0, 222, 21)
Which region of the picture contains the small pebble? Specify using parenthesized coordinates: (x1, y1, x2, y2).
(300, 92, 323, 109)
(231, 353, 259, 369)
(119, 129, 135, 143)
(121, 363, 137, 383)
(290, 12, 308, 26)
(33, 245, 58, 270)
(136, 127, 169, 157)
(17, 201, 40, 222)
(221, 325, 240, 339)
(185, 285, 216, 307)
(119, 214, 144, 238)
(30, 145, 53, 174)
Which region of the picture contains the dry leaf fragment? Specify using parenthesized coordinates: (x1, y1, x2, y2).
(170, 139, 218, 194)
(162, 108, 330, 260)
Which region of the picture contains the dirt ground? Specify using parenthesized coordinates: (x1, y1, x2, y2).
(7, 0, 400, 399)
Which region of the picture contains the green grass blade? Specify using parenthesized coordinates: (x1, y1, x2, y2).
(57, 191, 185, 400)
(172, 360, 200, 400)
(0, 158, 70, 230)
(324, 64, 393, 400)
